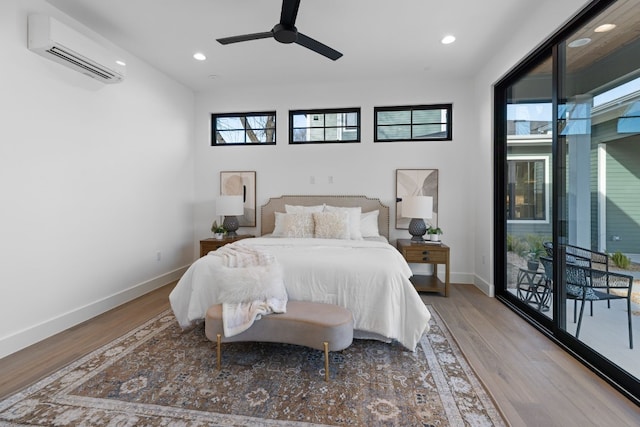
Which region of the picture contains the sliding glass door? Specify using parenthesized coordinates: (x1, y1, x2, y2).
(503, 57, 554, 321)
(495, 0, 639, 402)
(557, 0, 640, 380)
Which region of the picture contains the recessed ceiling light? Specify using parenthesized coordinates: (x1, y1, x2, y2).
(193, 52, 207, 61)
(115, 60, 126, 66)
(441, 35, 456, 45)
(568, 38, 591, 48)
(594, 23, 616, 33)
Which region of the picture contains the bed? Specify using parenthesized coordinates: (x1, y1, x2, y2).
(170, 195, 431, 350)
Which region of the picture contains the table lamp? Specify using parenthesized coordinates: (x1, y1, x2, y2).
(216, 195, 244, 237)
(402, 196, 433, 241)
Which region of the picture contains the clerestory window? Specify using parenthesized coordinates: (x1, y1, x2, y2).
(211, 112, 276, 145)
(375, 104, 452, 141)
(289, 108, 360, 144)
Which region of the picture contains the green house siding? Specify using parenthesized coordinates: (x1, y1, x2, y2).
(605, 135, 640, 253)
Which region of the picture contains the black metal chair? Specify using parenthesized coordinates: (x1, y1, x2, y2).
(542, 242, 612, 316)
(565, 263, 634, 349)
(539, 255, 633, 349)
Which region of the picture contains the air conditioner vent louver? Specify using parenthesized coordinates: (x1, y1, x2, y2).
(28, 14, 125, 84)
(47, 47, 118, 81)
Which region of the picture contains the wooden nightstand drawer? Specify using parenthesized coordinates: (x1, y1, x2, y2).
(403, 248, 447, 263)
(200, 235, 254, 257)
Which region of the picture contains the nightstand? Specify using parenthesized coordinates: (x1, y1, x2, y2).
(200, 235, 254, 257)
(396, 239, 450, 297)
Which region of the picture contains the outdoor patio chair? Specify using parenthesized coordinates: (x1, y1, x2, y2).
(540, 255, 633, 349)
(565, 263, 633, 349)
(542, 243, 613, 314)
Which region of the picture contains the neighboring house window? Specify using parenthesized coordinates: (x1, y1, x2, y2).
(506, 156, 549, 222)
(289, 108, 360, 144)
(374, 104, 452, 141)
(211, 112, 276, 145)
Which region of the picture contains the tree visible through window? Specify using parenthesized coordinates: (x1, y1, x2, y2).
(507, 158, 546, 221)
(211, 112, 276, 145)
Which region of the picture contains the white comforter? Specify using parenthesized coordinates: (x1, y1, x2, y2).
(169, 237, 431, 350)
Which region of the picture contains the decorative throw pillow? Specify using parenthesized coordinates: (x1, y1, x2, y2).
(282, 213, 314, 238)
(325, 205, 363, 240)
(285, 204, 325, 214)
(313, 211, 350, 239)
(272, 212, 286, 236)
(360, 210, 380, 237)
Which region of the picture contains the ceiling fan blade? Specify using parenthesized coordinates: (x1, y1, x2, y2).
(217, 31, 273, 45)
(296, 33, 343, 61)
(280, 0, 301, 26)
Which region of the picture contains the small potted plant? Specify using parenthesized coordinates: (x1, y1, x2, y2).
(211, 221, 226, 240)
(427, 226, 443, 242)
(527, 252, 541, 271)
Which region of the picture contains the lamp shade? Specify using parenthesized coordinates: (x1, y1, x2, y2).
(216, 195, 244, 216)
(402, 196, 433, 219)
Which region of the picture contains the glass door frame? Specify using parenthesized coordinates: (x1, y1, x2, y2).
(493, 0, 639, 404)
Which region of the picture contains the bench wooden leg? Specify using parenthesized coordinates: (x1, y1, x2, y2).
(323, 341, 329, 381)
(216, 333, 221, 370)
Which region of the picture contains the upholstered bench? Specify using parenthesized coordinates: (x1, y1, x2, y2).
(204, 301, 354, 381)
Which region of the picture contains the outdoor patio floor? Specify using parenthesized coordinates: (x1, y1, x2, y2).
(508, 284, 639, 379)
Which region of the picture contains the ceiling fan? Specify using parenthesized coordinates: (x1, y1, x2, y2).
(216, 0, 343, 61)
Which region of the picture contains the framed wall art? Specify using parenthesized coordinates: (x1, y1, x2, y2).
(395, 169, 438, 229)
(220, 171, 256, 227)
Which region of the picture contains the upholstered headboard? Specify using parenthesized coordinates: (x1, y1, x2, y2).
(260, 195, 390, 239)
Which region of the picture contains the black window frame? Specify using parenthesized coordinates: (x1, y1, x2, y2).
(374, 104, 453, 142)
(289, 107, 361, 144)
(211, 111, 276, 146)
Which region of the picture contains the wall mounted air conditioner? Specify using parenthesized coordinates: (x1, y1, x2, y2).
(28, 14, 126, 84)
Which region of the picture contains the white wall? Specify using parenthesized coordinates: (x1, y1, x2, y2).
(0, 0, 195, 357)
(194, 76, 478, 283)
(472, 0, 591, 293)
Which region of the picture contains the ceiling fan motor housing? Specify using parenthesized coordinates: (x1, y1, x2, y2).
(272, 23, 297, 44)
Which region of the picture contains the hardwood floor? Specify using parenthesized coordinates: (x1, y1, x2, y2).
(1, 282, 639, 426)
(421, 284, 640, 426)
(0, 283, 173, 399)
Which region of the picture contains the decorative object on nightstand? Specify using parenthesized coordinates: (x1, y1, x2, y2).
(216, 195, 244, 237)
(397, 239, 450, 296)
(401, 196, 433, 241)
(211, 220, 226, 240)
(427, 226, 443, 242)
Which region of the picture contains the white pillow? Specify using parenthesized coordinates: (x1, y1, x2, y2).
(272, 212, 286, 236)
(324, 206, 363, 240)
(313, 211, 350, 239)
(282, 213, 314, 238)
(360, 210, 380, 237)
(285, 204, 325, 214)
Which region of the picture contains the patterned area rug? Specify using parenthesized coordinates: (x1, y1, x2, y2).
(0, 306, 507, 426)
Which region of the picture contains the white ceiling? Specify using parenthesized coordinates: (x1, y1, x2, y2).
(46, 0, 543, 92)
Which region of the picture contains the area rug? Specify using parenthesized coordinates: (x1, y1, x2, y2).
(0, 306, 507, 426)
